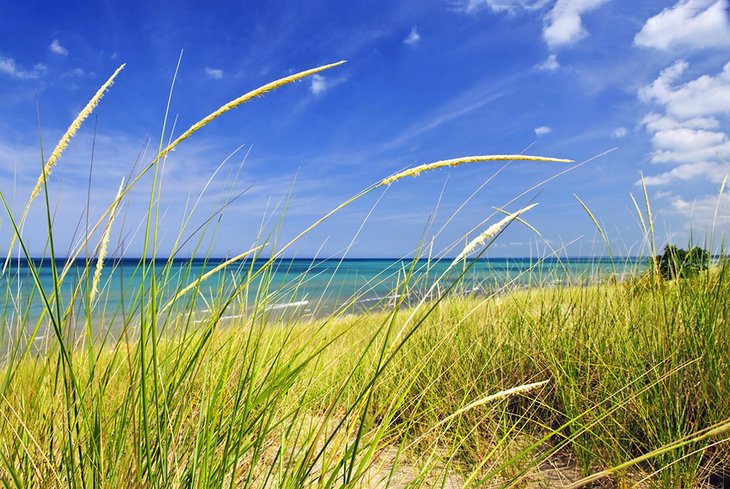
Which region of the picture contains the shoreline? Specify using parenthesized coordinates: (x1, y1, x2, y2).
(10, 263, 646, 353)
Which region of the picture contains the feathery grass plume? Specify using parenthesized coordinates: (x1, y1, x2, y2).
(29, 64, 125, 203)
(379, 154, 572, 186)
(404, 380, 551, 455)
(156, 61, 346, 161)
(89, 178, 125, 304)
(160, 244, 265, 313)
(452, 203, 538, 264)
(432, 380, 549, 434)
(3, 64, 125, 273)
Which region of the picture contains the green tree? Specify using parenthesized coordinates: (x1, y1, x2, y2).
(657, 244, 710, 280)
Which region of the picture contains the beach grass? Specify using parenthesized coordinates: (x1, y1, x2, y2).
(1, 262, 728, 487)
(0, 63, 728, 488)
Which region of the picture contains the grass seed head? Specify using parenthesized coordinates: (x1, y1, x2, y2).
(90, 177, 125, 304)
(380, 155, 572, 186)
(157, 61, 346, 161)
(29, 64, 125, 203)
(3, 64, 125, 273)
(453, 203, 538, 264)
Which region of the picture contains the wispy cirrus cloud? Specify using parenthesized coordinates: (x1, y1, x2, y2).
(204, 67, 224, 79)
(309, 73, 348, 95)
(310, 74, 327, 94)
(461, 0, 550, 13)
(61, 68, 87, 79)
(379, 79, 511, 151)
(537, 53, 560, 71)
(666, 190, 730, 235)
(49, 39, 68, 56)
(0, 55, 46, 79)
(404, 26, 421, 46)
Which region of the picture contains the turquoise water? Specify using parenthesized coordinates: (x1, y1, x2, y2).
(1, 257, 646, 332)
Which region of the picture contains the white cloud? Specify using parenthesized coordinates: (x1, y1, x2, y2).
(534, 125, 552, 136)
(306, 74, 347, 97)
(404, 26, 421, 46)
(646, 126, 730, 167)
(652, 128, 726, 153)
(651, 141, 730, 165)
(640, 60, 730, 187)
(49, 39, 68, 56)
(0, 55, 46, 79)
(462, 0, 610, 50)
(654, 190, 674, 199)
(668, 190, 730, 228)
(612, 127, 628, 138)
(639, 60, 730, 119)
(641, 113, 720, 132)
(642, 161, 729, 186)
(634, 0, 730, 50)
(543, 0, 609, 48)
(310, 74, 327, 95)
(62, 67, 86, 78)
(204, 67, 224, 79)
(462, 0, 550, 13)
(0, 139, 44, 177)
(538, 54, 560, 71)
(380, 80, 508, 150)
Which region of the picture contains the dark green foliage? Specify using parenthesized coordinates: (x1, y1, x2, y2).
(657, 244, 710, 280)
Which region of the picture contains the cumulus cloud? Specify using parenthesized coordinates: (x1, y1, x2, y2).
(534, 125, 552, 136)
(0, 55, 46, 79)
(639, 60, 730, 187)
(634, 0, 730, 50)
(640, 60, 730, 119)
(612, 127, 628, 138)
(204, 67, 224, 79)
(643, 161, 729, 186)
(538, 54, 560, 71)
(652, 128, 726, 153)
(650, 139, 730, 165)
(543, 0, 609, 48)
(462, 0, 550, 13)
(462, 0, 610, 52)
(404, 26, 421, 46)
(641, 113, 720, 132)
(49, 39, 68, 56)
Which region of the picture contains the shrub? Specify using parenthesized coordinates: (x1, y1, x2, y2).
(657, 244, 710, 280)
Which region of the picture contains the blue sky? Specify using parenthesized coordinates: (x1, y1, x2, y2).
(1, 0, 729, 258)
